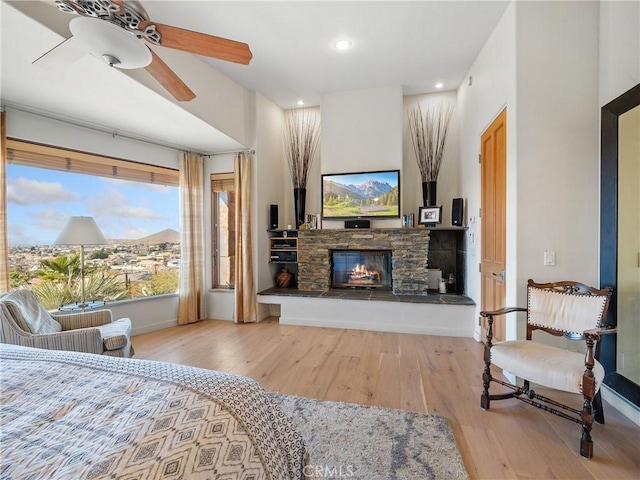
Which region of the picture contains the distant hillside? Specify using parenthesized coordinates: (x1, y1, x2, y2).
(323, 178, 393, 202)
(323, 180, 365, 201)
(121, 228, 180, 245)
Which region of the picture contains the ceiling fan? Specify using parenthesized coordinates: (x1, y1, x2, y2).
(35, 0, 253, 102)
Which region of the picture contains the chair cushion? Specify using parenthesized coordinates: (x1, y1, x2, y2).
(490, 340, 604, 395)
(1, 290, 62, 334)
(97, 318, 132, 351)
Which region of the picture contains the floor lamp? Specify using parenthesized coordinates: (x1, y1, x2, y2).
(55, 216, 107, 308)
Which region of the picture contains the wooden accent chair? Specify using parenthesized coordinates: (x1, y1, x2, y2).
(480, 279, 614, 459)
(0, 290, 134, 358)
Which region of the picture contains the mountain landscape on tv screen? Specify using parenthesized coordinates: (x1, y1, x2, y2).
(323, 177, 399, 218)
(325, 179, 393, 201)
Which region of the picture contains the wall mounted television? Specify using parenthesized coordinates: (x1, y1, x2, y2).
(321, 169, 400, 220)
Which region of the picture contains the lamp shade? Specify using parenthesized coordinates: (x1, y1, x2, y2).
(55, 216, 107, 246)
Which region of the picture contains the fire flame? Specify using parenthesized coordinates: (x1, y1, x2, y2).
(349, 264, 381, 283)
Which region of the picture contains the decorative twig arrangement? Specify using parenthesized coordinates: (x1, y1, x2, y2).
(408, 103, 455, 182)
(283, 109, 321, 188)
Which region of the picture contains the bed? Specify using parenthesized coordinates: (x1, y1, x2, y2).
(0, 343, 308, 479)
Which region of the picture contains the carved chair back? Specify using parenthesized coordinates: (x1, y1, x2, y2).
(525, 280, 612, 357)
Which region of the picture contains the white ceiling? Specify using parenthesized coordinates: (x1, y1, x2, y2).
(1, 0, 509, 154)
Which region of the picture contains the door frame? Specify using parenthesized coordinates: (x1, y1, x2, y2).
(480, 108, 508, 341)
(600, 83, 640, 407)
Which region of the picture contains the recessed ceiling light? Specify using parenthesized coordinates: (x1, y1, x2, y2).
(435, 83, 444, 89)
(297, 100, 305, 106)
(334, 39, 352, 50)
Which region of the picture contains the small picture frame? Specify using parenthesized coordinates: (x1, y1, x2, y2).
(418, 206, 442, 226)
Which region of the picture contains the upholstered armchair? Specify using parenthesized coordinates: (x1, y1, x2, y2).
(480, 279, 614, 459)
(0, 290, 134, 358)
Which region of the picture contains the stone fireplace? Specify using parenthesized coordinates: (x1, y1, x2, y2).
(297, 229, 429, 295)
(331, 249, 392, 290)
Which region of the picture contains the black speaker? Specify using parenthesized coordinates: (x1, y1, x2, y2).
(452, 198, 464, 226)
(269, 204, 278, 230)
(345, 219, 370, 229)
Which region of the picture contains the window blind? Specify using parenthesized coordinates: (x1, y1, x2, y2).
(211, 173, 235, 192)
(5, 138, 179, 186)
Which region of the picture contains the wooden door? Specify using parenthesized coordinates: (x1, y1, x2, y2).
(480, 109, 507, 341)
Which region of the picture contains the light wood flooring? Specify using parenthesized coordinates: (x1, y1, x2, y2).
(132, 318, 639, 480)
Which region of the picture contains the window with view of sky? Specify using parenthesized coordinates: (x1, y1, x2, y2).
(7, 165, 179, 245)
(7, 164, 180, 308)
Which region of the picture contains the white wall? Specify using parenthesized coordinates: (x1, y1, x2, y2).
(5, 108, 179, 169)
(320, 85, 404, 229)
(599, 0, 640, 106)
(254, 93, 288, 315)
(110, 294, 178, 336)
(403, 91, 460, 226)
(124, 47, 253, 149)
(458, 1, 600, 344)
(515, 1, 600, 293)
(457, 2, 517, 332)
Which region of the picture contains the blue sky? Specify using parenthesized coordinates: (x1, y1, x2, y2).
(6, 165, 179, 246)
(323, 170, 399, 187)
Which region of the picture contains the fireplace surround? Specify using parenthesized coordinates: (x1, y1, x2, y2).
(297, 229, 429, 295)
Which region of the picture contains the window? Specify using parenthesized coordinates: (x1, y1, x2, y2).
(211, 173, 235, 288)
(6, 139, 180, 309)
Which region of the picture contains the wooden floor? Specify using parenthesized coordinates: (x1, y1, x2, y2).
(132, 318, 639, 480)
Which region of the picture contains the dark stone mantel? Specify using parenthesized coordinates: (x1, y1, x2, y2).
(258, 286, 475, 306)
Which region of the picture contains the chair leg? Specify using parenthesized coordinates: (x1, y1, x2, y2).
(580, 392, 594, 458)
(481, 373, 491, 409)
(481, 357, 492, 410)
(593, 390, 605, 425)
(481, 318, 494, 410)
(580, 431, 593, 459)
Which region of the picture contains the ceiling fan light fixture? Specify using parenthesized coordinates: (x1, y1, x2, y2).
(70, 16, 152, 69)
(102, 55, 121, 67)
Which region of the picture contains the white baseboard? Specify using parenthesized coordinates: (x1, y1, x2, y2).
(132, 318, 177, 336)
(601, 384, 640, 426)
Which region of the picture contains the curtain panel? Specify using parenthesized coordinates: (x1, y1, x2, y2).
(177, 152, 205, 325)
(234, 152, 257, 323)
(0, 112, 9, 292)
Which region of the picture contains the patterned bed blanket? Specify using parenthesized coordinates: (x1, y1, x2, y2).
(0, 344, 308, 479)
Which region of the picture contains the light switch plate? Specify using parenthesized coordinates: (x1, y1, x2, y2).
(544, 251, 556, 266)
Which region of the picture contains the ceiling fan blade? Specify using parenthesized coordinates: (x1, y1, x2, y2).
(145, 49, 196, 102)
(32, 34, 87, 69)
(139, 21, 253, 65)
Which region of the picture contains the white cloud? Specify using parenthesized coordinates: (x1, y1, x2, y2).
(7, 178, 77, 205)
(31, 208, 70, 231)
(87, 188, 166, 220)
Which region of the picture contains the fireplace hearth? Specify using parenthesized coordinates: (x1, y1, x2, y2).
(331, 250, 392, 290)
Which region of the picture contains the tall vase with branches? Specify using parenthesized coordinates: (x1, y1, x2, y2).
(283, 109, 321, 228)
(408, 102, 454, 206)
